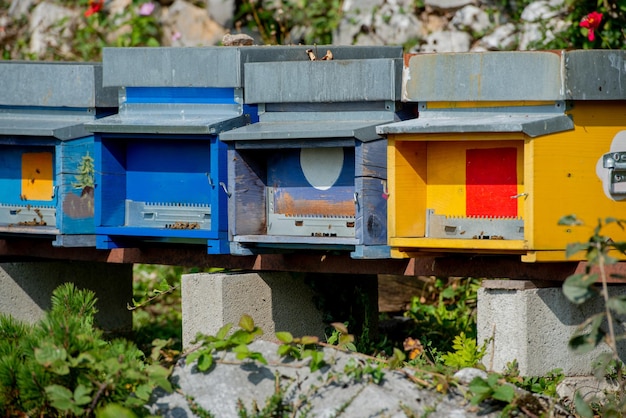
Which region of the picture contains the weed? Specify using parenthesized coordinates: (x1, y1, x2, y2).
(404, 277, 480, 357)
(558, 215, 626, 417)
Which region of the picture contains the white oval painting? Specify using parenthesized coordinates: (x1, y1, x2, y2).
(300, 147, 344, 191)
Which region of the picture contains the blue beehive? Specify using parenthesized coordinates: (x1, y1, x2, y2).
(220, 46, 405, 258)
(0, 62, 116, 246)
(85, 47, 255, 253)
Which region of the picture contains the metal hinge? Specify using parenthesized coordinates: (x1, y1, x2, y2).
(602, 152, 626, 197)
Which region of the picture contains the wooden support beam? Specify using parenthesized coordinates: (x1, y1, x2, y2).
(1, 238, 625, 282)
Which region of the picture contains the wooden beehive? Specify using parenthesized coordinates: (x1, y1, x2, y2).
(220, 47, 404, 258)
(0, 62, 116, 246)
(377, 50, 626, 262)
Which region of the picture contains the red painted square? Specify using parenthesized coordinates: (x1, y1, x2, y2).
(466, 148, 518, 217)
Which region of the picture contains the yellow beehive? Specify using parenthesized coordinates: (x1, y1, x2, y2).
(377, 50, 626, 262)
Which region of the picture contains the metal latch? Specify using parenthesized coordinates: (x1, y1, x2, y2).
(125, 200, 211, 230)
(602, 152, 626, 197)
(425, 209, 524, 240)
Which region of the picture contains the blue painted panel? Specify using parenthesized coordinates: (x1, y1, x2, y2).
(0, 146, 26, 204)
(126, 140, 212, 205)
(57, 136, 95, 234)
(125, 87, 237, 104)
(95, 136, 127, 228)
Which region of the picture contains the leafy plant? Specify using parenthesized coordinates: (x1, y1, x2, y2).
(0, 283, 172, 417)
(275, 331, 325, 372)
(469, 373, 516, 406)
(343, 358, 385, 385)
(234, 0, 343, 45)
(533, 0, 626, 50)
(405, 277, 480, 357)
(186, 315, 266, 372)
(440, 332, 487, 369)
(558, 215, 626, 417)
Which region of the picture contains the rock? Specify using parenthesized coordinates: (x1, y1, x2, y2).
(107, 0, 133, 18)
(421, 30, 472, 52)
(520, 0, 565, 22)
(518, 19, 568, 50)
(335, 0, 424, 47)
(206, 0, 235, 27)
(373, 1, 425, 46)
(333, 0, 385, 45)
(222, 33, 254, 46)
(29, 2, 77, 58)
(475, 23, 518, 50)
(148, 340, 503, 417)
(451, 5, 492, 35)
(160, 0, 225, 47)
(454, 367, 488, 385)
(8, 0, 34, 17)
(425, 0, 476, 11)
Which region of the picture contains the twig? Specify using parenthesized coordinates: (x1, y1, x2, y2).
(127, 284, 179, 311)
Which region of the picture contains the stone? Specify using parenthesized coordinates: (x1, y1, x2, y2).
(421, 30, 472, 52)
(451, 5, 492, 35)
(181, 272, 326, 349)
(0, 262, 133, 333)
(454, 368, 488, 385)
(333, 0, 381, 45)
(8, 0, 34, 17)
(148, 340, 505, 417)
(518, 19, 568, 50)
(222, 32, 254, 46)
(477, 282, 626, 376)
(425, 0, 476, 11)
(28, 2, 77, 59)
(521, 0, 566, 22)
(206, 0, 235, 27)
(160, 0, 225, 47)
(373, 1, 425, 46)
(475, 23, 518, 50)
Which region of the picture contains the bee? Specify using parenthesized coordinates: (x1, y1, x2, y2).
(19, 194, 27, 201)
(35, 169, 41, 174)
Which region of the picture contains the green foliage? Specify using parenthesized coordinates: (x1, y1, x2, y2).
(558, 215, 626, 416)
(275, 331, 324, 372)
(534, 0, 626, 50)
(132, 264, 223, 353)
(325, 322, 357, 352)
(0, 283, 172, 417)
(187, 315, 266, 372)
(234, 0, 343, 45)
(236, 373, 294, 418)
(469, 373, 516, 405)
(405, 277, 480, 357)
(504, 361, 565, 398)
(1, 0, 162, 61)
(440, 332, 487, 369)
(343, 358, 385, 385)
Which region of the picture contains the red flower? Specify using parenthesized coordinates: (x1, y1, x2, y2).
(579, 11, 603, 41)
(84, 0, 104, 17)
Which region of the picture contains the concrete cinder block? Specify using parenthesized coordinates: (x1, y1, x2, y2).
(478, 280, 626, 376)
(182, 272, 325, 349)
(0, 261, 133, 332)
